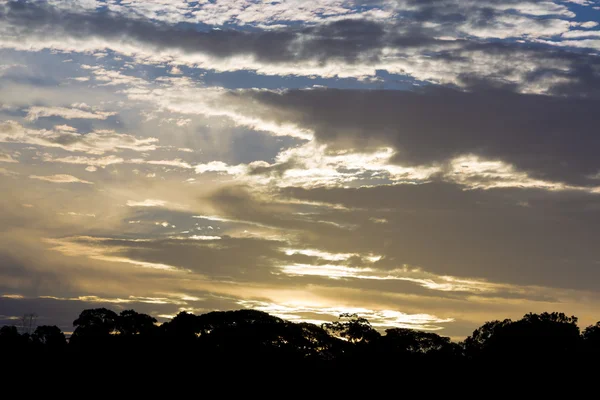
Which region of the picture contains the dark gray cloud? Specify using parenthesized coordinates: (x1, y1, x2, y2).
(0, 251, 74, 296)
(0, 1, 391, 63)
(2, 1, 600, 94)
(239, 87, 600, 185)
(272, 182, 600, 291)
(73, 235, 285, 282)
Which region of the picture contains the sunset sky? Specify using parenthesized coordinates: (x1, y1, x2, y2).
(2, 0, 600, 339)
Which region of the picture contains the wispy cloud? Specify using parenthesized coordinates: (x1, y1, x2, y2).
(29, 174, 93, 184)
(25, 105, 117, 121)
(126, 199, 168, 207)
(0, 121, 159, 155)
(0, 151, 17, 163)
(238, 300, 454, 331)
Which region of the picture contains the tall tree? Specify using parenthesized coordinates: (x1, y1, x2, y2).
(116, 310, 157, 336)
(322, 313, 381, 344)
(32, 325, 67, 348)
(70, 308, 118, 344)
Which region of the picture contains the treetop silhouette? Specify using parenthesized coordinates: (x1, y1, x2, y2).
(2, 308, 599, 371)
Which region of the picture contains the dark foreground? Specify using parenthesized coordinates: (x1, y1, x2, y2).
(2, 308, 599, 387)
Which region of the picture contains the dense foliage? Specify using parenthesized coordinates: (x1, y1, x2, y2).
(3, 309, 599, 379)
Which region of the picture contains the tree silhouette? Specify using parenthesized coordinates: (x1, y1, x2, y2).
(0, 325, 27, 351)
(116, 309, 157, 336)
(0, 325, 20, 337)
(32, 325, 67, 348)
(582, 321, 600, 354)
(463, 318, 512, 358)
(383, 327, 456, 355)
(322, 313, 381, 344)
(463, 312, 580, 363)
(160, 311, 201, 340)
(290, 322, 344, 359)
(70, 308, 118, 345)
(2, 307, 600, 376)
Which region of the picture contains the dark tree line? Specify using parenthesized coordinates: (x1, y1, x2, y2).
(3, 309, 600, 378)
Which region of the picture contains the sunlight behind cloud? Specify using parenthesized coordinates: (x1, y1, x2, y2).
(238, 300, 454, 331)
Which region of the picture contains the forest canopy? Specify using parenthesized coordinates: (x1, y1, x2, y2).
(3, 308, 600, 370)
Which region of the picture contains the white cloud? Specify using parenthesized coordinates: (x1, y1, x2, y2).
(283, 248, 358, 262)
(0, 152, 17, 163)
(195, 161, 248, 175)
(125, 199, 188, 209)
(127, 82, 314, 140)
(166, 235, 222, 241)
(126, 199, 168, 207)
(0, 121, 159, 155)
(194, 141, 438, 189)
(169, 65, 183, 75)
(561, 30, 600, 39)
(29, 174, 93, 184)
(147, 159, 193, 169)
(43, 154, 125, 167)
(571, 21, 599, 28)
(459, 14, 571, 39)
(545, 38, 600, 50)
(44, 236, 189, 272)
(42, 154, 194, 170)
(369, 217, 388, 224)
(86, 66, 149, 87)
(40, 294, 188, 305)
(238, 299, 454, 331)
(160, 117, 192, 127)
(0, 167, 18, 176)
(25, 106, 117, 121)
(59, 211, 97, 218)
(446, 154, 585, 191)
(277, 261, 529, 295)
(101, 0, 392, 27)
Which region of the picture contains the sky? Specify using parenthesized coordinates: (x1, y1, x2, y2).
(1, 0, 600, 339)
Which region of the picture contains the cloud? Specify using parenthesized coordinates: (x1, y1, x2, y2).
(50, 0, 393, 27)
(0, 167, 18, 176)
(126, 199, 168, 207)
(59, 212, 96, 218)
(237, 87, 600, 186)
(42, 154, 194, 170)
(44, 237, 187, 272)
(124, 199, 188, 210)
(0, 121, 159, 155)
(5, 0, 600, 339)
(1, 1, 599, 93)
(158, 85, 600, 192)
(29, 174, 93, 184)
(127, 82, 315, 140)
(277, 262, 514, 294)
(41, 231, 540, 305)
(0, 151, 17, 163)
(83, 65, 148, 87)
(43, 234, 286, 281)
(39, 294, 187, 305)
(238, 300, 454, 331)
(25, 105, 117, 121)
